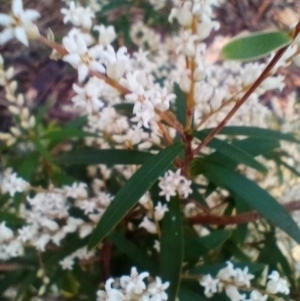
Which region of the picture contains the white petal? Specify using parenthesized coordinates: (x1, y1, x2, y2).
(90, 61, 105, 74)
(14, 27, 28, 46)
(23, 9, 40, 21)
(78, 64, 89, 82)
(12, 0, 24, 15)
(0, 14, 13, 26)
(63, 54, 81, 67)
(0, 28, 14, 45)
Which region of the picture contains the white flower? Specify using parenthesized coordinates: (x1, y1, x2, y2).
(79, 224, 93, 238)
(151, 87, 176, 112)
(34, 234, 51, 251)
(104, 46, 130, 81)
(18, 225, 37, 243)
(97, 279, 125, 301)
(217, 261, 236, 282)
(120, 267, 149, 295)
(266, 271, 290, 295)
(131, 100, 155, 128)
(199, 274, 219, 297)
(72, 77, 105, 114)
(1, 169, 29, 197)
(234, 267, 254, 288)
(197, 14, 220, 40)
(154, 202, 169, 221)
(159, 169, 192, 201)
(94, 25, 117, 47)
(139, 217, 157, 234)
(52, 231, 66, 246)
(147, 277, 169, 301)
(246, 290, 268, 301)
(64, 182, 88, 199)
(175, 29, 199, 57)
(153, 240, 160, 252)
(169, 1, 193, 27)
(225, 285, 246, 301)
(79, 200, 96, 215)
(177, 178, 193, 199)
(60, 256, 75, 270)
(259, 76, 285, 93)
(63, 217, 83, 233)
(6, 240, 23, 257)
(62, 29, 105, 82)
(0, 222, 14, 242)
(0, 0, 40, 46)
(61, 2, 94, 29)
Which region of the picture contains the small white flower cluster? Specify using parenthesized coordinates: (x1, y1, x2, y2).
(138, 193, 169, 235)
(0, 168, 115, 257)
(0, 0, 40, 46)
(199, 261, 290, 301)
(159, 169, 192, 201)
(59, 247, 95, 270)
(61, 1, 95, 30)
(96, 267, 169, 301)
(0, 56, 36, 146)
(0, 222, 24, 260)
(0, 169, 29, 196)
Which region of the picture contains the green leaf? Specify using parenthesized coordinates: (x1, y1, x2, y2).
(221, 31, 291, 61)
(178, 286, 207, 301)
(114, 103, 134, 117)
(196, 160, 300, 243)
(54, 148, 154, 166)
(160, 197, 184, 301)
(88, 143, 184, 250)
(0, 212, 24, 227)
(174, 83, 186, 126)
(41, 128, 98, 141)
(32, 139, 52, 162)
(197, 126, 300, 143)
(64, 115, 88, 128)
(185, 230, 231, 263)
(195, 132, 267, 172)
(109, 232, 158, 275)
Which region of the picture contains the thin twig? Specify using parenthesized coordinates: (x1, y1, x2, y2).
(188, 200, 300, 225)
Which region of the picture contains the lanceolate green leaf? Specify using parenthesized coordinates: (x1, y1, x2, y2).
(197, 126, 300, 143)
(195, 132, 267, 172)
(196, 160, 300, 243)
(41, 128, 99, 141)
(178, 286, 206, 301)
(54, 148, 154, 166)
(109, 232, 158, 275)
(88, 143, 184, 250)
(185, 230, 231, 263)
(160, 197, 184, 301)
(221, 31, 291, 61)
(174, 83, 186, 126)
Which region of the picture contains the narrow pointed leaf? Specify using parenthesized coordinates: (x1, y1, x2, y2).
(221, 31, 291, 61)
(160, 197, 184, 301)
(195, 132, 267, 172)
(179, 286, 206, 301)
(54, 148, 153, 166)
(88, 143, 184, 250)
(197, 160, 300, 243)
(109, 232, 158, 275)
(174, 83, 186, 126)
